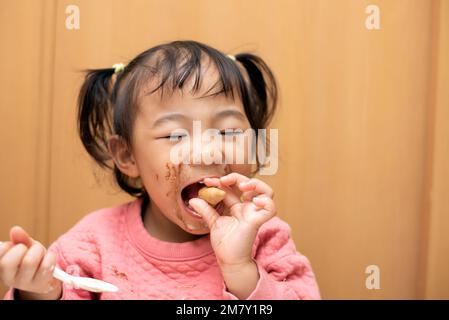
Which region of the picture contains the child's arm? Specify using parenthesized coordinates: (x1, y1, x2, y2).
(190, 173, 320, 300)
(222, 217, 321, 300)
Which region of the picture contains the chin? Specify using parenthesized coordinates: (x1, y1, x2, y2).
(182, 223, 210, 235)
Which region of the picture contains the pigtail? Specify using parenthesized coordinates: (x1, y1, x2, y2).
(235, 53, 278, 175)
(77, 68, 115, 169)
(77, 68, 147, 198)
(234, 53, 278, 129)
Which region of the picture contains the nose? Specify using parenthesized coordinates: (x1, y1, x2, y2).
(190, 133, 225, 166)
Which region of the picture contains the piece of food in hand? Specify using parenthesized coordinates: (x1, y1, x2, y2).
(198, 187, 226, 206)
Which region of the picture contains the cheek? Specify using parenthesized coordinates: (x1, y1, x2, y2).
(133, 140, 184, 197)
(135, 149, 173, 196)
(228, 163, 253, 177)
(163, 163, 181, 198)
(225, 133, 255, 176)
(138, 163, 185, 223)
(225, 131, 255, 164)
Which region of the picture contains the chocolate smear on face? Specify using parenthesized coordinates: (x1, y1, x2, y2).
(164, 163, 186, 222)
(165, 163, 177, 182)
(165, 162, 208, 232)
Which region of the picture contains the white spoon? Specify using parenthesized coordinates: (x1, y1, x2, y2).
(53, 266, 119, 293)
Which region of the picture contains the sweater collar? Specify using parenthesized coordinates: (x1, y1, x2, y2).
(124, 198, 214, 261)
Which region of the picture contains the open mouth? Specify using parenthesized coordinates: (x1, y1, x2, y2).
(181, 181, 225, 216)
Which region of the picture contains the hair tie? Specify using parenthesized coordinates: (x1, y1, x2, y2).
(112, 63, 125, 74)
(227, 54, 236, 61)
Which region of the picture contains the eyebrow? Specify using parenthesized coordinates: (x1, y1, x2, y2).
(213, 109, 246, 121)
(151, 112, 190, 129)
(151, 108, 246, 129)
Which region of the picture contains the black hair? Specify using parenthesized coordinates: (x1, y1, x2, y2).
(77, 40, 278, 198)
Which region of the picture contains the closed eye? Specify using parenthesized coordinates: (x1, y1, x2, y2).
(158, 130, 242, 140)
(220, 130, 243, 136)
(159, 134, 188, 141)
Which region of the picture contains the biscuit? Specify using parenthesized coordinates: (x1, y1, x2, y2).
(198, 187, 226, 206)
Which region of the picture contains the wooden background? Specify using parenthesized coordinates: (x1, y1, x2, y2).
(1, 0, 448, 299)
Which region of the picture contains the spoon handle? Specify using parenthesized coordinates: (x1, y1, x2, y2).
(52, 266, 119, 293)
(52, 266, 74, 285)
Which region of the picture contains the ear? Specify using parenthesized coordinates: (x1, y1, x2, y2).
(108, 135, 139, 178)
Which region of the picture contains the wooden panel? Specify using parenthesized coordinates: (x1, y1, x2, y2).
(0, 0, 55, 297)
(265, 0, 433, 299)
(424, 0, 449, 299)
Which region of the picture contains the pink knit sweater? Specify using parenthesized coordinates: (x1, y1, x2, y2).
(5, 198, 320, 300)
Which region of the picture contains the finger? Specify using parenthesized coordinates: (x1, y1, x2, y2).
(15, 243, 46, 283)
(0, 244, 28, 285)
(203, 178, 241, 208)
(34, 252, 57, 283)
(240, 190, 259, 202)
(0, 241, 14, 260)
(219, 172, 250, 187)
(253, 195, 276, 211)
(219, 185, 242, 208)
(9, 226, 36, 247)
(220, 173, 273, 204)
(252, 196, 277, 226)
(238, 178, 274, 198)
(189, 198, 220, 229)
(203, 177, 221, 187)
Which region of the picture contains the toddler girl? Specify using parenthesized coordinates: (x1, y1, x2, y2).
(1, 41, 320, 300)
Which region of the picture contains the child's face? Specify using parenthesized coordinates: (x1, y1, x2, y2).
(113, 70, 254, 235)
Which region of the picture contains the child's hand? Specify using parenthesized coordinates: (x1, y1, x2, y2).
(0, 226, 62, 299)
(189, 173, 276, 270)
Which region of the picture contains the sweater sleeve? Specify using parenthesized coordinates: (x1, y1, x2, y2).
(3, 228, 100, 300)
(222, 217, 321, 300)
